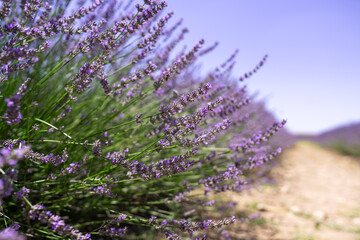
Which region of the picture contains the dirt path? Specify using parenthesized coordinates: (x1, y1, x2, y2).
(224, 141, 360, 240)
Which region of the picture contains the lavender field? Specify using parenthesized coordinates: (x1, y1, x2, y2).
(1, 0, 359, 239)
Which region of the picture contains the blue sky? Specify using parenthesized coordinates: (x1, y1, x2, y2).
(163, 0, 360, 134)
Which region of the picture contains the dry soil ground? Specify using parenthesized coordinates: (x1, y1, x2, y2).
(220, 141, 360, 240)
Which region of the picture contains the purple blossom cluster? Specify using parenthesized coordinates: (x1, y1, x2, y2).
(154, 97, 224, 150)
(138, 12, 173, 49)
(15, 186, 30, 200)
(3, 95, 22, 125)
(99, 214, 127, 237)
(0, 175, 13, 204)
(1, 56, 39, 76)
(158, 82, 212, 118)
(88, 183, 114, 197)
(230, 120, 287, 153)
(29, 204, 91, 240)
(54, 106, 72, 122)
(112, 61, 157, 96)
(106, 148, 197, 180)
(0, 145, 28, 168)
(0, 145, 27, 204)
(154, 39, 204, 89)
(23, 0, 42, 19)
(106, 148, 129, 166)
(16, 78, 30, 96)
(25, 148, 68, 166)
(199, 41, 219, 56)
(1, 1, 104, 38)
(179, 119, 232, 147)
(154, 27, 189, 66)
(149, 215, 236, 237)
(163, 18, 183, 40)
(140, 149, 197, 180)
(60, 154, 88, 175)
(70, 56, 107, 95)
(177, 216, 236, 233)
(0, 227, 26, 240)
(0, 0, 12, 19)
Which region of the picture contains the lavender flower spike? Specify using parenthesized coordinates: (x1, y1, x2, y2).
(0, 0, 12, 19)
(3, 95, 22, 125)
(29, 204, 91, 239)
(0, 227, 26, 240)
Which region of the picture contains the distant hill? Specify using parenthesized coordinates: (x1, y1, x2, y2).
(300, 122, 360, 156)
(312, 122, 360, 142)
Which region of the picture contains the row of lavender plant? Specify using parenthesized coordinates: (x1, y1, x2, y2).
(0, 0, 290, 239)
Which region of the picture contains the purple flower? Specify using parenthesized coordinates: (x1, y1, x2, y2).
(3, 95, 22, 125)
(99, 214, 128, 237)
(154, 39, 205, 89)
(0, 146, 28, 168)
(239, 55, 268, 81)
(137, 12, 174, 49)
(24, 148, 66, 166)
(24, 0, 42, 19)
(29, 204, 91, 239)
(53, 106, 72, 122)
(15, 187, 30, 199)
(199, 41, 219, 56)
(99, 226, 127, 238)
(32, 124, 40, 130)
(0, 228, 26, 240)
(17, 78, 30, 95)
(0, 0, 12, 19)
(0, 177, 13, 201)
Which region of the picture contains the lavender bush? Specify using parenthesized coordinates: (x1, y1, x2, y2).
(0, 0, 290, 239)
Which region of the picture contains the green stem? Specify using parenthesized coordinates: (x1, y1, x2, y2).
(108, 62, 132, 77)
(35, 118, 73, 140)
(22, 196, 33, 208)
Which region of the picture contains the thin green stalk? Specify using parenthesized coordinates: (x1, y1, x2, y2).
(34, 118, 73, 140)
(22, 196, 33, 208)
(108, 62, 132, 77)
